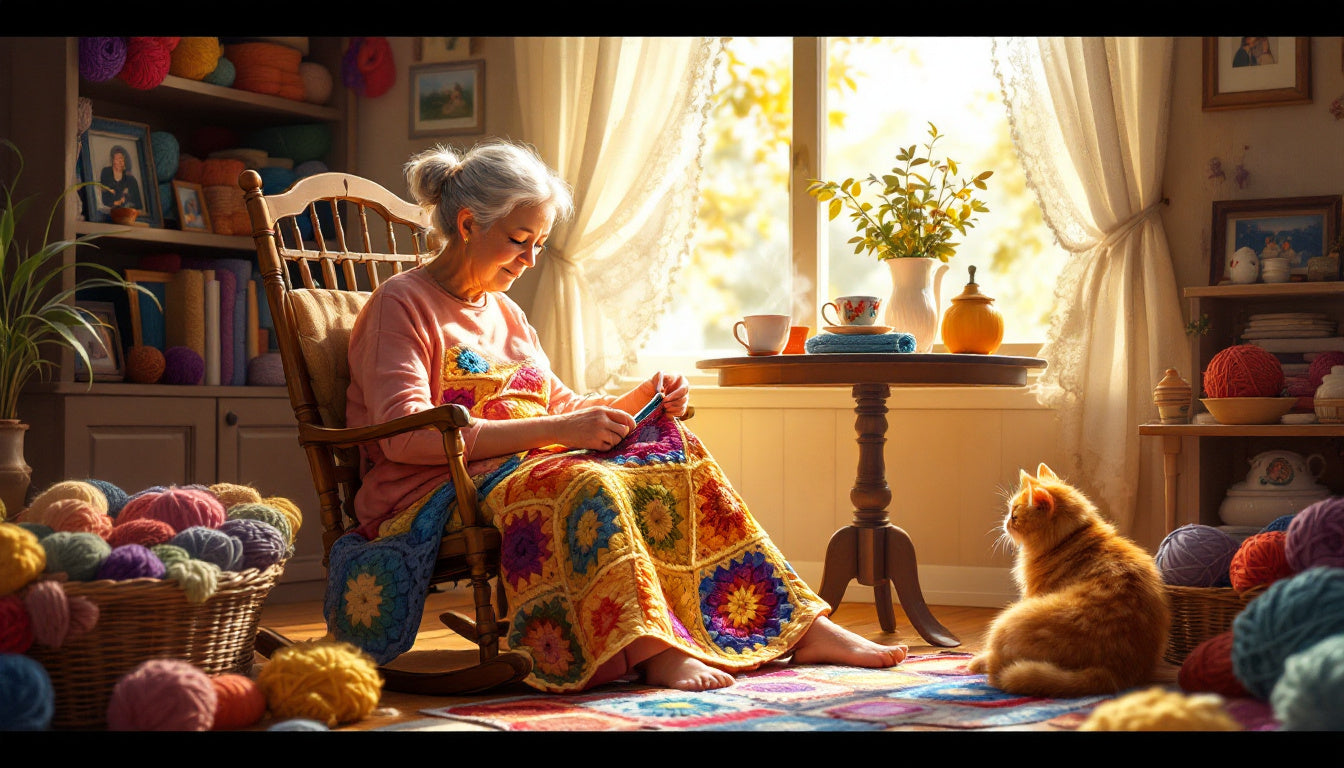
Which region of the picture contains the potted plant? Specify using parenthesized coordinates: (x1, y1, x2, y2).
(807, 122, 992, 351)
(0, 139, 155, 518)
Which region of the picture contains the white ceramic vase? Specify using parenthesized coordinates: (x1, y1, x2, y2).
(884, 257, 949, 353)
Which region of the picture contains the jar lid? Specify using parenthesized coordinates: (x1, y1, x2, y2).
(951, 265, 995, 303)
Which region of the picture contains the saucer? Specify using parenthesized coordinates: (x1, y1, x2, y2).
(824, 325, 892, 336)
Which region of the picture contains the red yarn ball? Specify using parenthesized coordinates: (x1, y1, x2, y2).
(1229, 530, 1294, 593)
(126, 345, 166, 384)
(1308, 351, 1344, 389)
(209, 673, 268, 730)
(1178, 630, 1251, 699)
(106, 517, 176, 549)
(117, 37, 173, 90)
(1204, 344, 1284, 398)
(115, 486, 226, 533)
(0, 594, 34, 653)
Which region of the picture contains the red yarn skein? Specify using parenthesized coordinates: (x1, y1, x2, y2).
(210, 673, 268, 730)
(1229, 530, 1294, 593)
(0, 594, 34, 653)
(1178, 630, 1251, 699)
(117, 37, 173, 90)
(1308, 351, 1344, 388)
(116, 486, 226, 533)
(1203, 344, 1284, 398)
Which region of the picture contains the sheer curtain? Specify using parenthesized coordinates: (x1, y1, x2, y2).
(991, 37, 1187, 540)
(513, 37, 724, 393)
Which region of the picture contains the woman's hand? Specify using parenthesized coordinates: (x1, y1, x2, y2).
(555, 407, 637, 452)
(629, 370, 690, 418)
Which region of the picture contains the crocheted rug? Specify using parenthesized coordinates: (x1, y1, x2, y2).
(400, 652, 1279, 732)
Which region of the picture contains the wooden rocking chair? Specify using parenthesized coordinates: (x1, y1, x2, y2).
(239, 169, 532, 695)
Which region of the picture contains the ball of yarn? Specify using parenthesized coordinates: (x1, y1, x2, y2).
(1077, 686, 1240, 731)
(227, 502, 293, 547)
(24, 579, 99, 648)
(247, 352, 286, 385)
(79, 37, 127, 83)
(0, 523, 46, 595)
(268, 717, 329, 731)
(150, 543, 191, 569)
(125, 344, 167, 384)
(117, 486, 226, 533)
(1232, 566, 1344, 699)
(218, 518, 287, 570)
(107, 658, 218, 731)
(210, 673, 268, 730)
(162, 345, 205, 385)
(1270, 633, 1344, 730)
(1156, 524, 1238, 588)
(1285, 496, 1344, 571)
(261, 496, 303, 538)
(150, 131, 179, 182)
(82, 478, 129, 518)
(117, 36, 173, 90)
(1229, 530, 1294, 593)
(187, 126, 240, 158)
(299, 61, 333, 104)
(1309, 351, 1344, 389)
(28, 479, 109, 525)
(1262, 513, 1295, 534)
(1203, 344, 1284, 398)
(210, 483, 263, 508)
(293, 159, 329, 179)
(256, 640, 382, 727)
(41, 531, 111, 581)
(15, 522, 53, 540)
(0, 653, 55, 731)
(175, 153, 204, 183)
(166, 558, 221, 603)
(1178, 630, 1251, 699)
(96, 543, 167, 580)
(44, 498, 113, 538)
(245, 124, 332, 165)
(0, 594, 34, 653)
(169, 36, 222, 81)
(170, 526, 243, 571)
(257, 165, 298, 195)
(203, 56, 236, 87)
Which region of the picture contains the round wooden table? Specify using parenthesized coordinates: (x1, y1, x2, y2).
(696, 352, 1047, 647)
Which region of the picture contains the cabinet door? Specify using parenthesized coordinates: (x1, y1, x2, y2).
(217, 397, 325, 588)
(65, 396, 215, 494)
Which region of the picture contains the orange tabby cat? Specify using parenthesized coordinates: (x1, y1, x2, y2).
(968, 463, 1170, 697)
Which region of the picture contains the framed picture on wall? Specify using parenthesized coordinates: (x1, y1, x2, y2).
(1210, 195, 1342, 284)
(415, 37, 471, 63)
(77, 116, 162, 228)
(172, 180, 211, 233)
(409, 60, 485, 138)
(1202, 37, 1311, 111)
(73, 301, 125, 382)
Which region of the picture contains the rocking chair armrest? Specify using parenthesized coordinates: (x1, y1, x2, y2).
(296, 403, 472, 449)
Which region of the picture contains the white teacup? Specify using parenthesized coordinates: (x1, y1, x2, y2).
(733, 314, 790, 356)
(822, 295, 882, 326)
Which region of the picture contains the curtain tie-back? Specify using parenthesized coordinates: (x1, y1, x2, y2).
(1099, 197, 1169, 251)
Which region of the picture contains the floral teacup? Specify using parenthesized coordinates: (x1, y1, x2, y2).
(822, 295, 881, 326)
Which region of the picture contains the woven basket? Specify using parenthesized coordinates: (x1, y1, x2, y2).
(24, 562, 284, 729)
(1163, 584, 1256, 666)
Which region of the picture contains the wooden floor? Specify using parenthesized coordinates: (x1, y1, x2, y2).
(253, 586, 1003, 731)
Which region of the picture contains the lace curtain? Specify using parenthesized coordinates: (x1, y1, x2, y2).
(512, 37, 724, 393)
(991, 37, 1187, 539)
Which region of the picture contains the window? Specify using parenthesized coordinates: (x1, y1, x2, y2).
(639, 37, 1065, 371)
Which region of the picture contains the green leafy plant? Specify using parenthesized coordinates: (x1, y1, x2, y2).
(807, 122, 993, 262)
(1185, 314, 1210, 336)
(0, 139, 155, 421)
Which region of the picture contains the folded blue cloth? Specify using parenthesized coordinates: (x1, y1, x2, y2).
(805, 331, 916, 354)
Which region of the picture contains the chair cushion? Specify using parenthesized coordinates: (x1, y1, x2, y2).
(287, 288, 369, 430)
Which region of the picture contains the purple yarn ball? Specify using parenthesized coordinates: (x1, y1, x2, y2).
(96, 544, 167, 580)
(169, 526, 243, 571)
(1156, 524, 1238, 588)
(1285, 496, 1344, 571)
(162, 346, 204, 385)
(79, 37, 127, 83)
(217, 519, 286, 571)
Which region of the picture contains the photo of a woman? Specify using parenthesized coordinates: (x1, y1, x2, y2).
(79, 117, 163, 228)
(99, 144, 144, 212)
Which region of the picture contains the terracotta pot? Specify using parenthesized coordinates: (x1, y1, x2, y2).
(0, 419, 32, 520)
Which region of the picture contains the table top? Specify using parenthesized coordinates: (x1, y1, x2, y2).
(696, 352, 1048, 388)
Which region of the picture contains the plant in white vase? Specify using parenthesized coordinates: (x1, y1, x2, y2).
(807, 122, 993, 351)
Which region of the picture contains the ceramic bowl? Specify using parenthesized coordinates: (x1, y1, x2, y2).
(109, 206, 138, 225)
(1200, 397, 1295, 425)
(1219, 487, 1330, 527)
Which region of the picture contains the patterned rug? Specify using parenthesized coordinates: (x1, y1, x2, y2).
(402, 651, 1280, 732)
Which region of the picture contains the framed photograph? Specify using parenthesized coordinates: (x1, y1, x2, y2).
(78, 116, 162, 228)
(1202, 37, 1311, 111)
(172, 181, 211, 233)
(415, 37, 471, 63)
(409, 60, 485, 138)
(1210, 195, 1342, 284)
(73, 301, 125, 382)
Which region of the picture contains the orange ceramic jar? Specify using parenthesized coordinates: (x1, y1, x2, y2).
(940, 265, 1004, 355)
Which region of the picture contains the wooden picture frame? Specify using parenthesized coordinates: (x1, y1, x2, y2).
(123, 269, 174, 350)
(1210, 195, 1342, 284)
(73, 301, 125, 382)
(1202, 37, 1311, 111)
(78, 116, 163, 228)
(172, 180, 211, 233)
(415, 37, 471, 63)
(409, 60, 485, 138)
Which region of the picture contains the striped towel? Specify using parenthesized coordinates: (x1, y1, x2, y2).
(805, 331, 916, 354)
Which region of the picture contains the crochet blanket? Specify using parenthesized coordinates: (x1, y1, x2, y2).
(805, 331, 916, 354)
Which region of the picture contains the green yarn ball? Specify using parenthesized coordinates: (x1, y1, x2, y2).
(150, 543, 192, 569)
(1270, 634, 1344, 730)
(227, 502, 293, 547)
(167, 558, 221, 604)
(41, 531, 112, 581)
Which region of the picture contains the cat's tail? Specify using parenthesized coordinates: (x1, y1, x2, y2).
(991, 660, 1126, 698)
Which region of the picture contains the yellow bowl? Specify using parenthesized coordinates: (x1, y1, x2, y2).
(1200, 397, 1295, 425)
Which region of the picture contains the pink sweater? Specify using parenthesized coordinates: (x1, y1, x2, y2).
(346, 267, 611, 528)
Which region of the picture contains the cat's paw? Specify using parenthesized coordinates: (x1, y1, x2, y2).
(967, 653, 988, 673)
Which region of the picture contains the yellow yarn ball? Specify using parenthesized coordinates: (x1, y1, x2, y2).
(0, 523, 46, 595)
(1078, 687, 1241, 731)
(210, 482, 263, 508)
(256, 640, 382, 727)
(170, 37, 223, 80)
(261, 496, 303, 536)
(27, 480, 108, 526)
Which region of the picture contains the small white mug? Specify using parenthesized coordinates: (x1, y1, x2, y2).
(733, 314, 790, 356)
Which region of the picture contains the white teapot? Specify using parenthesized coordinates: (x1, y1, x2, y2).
(1243, 449, 1327, 492)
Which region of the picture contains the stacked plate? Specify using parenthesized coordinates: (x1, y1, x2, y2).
(1240, 312, 1337, 340)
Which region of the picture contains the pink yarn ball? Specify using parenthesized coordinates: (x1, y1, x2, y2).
(115, 486, 226, 533)
(23, 578, 99, 648)
(1285, 496, 1344, 571)
(117, 37, 173, 90)
(107, 659, 218, 731)
(79, 37, 127, 83)
(44, 498, 113, 538)
(106, 517, 176, 549)
(1309, 352, 1344, 389)
(0, 593, 34, 653)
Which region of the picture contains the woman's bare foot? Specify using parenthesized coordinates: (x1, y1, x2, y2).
(789, 615, 908, 668)
(639, 648, 736, 691)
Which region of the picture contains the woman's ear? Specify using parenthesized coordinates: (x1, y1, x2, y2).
(455, 208, 475, 242)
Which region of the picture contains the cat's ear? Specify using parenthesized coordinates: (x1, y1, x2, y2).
(1031, 485, 1055, 514)
(1019, 468, 1033, 486)
(1037, 463, 1059, 482)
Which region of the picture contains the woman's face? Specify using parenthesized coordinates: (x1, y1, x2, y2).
(462, 203, 555, 293)
(112, 152, 126, 172)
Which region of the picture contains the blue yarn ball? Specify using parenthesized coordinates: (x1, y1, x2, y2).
(268, 717, 330, 731)
(162, 346, 205, 385)
(96, 543, 167, 580)
(1262, 514, 1295, 534)
(83, 478, 129, 518)
(1270, 633, 1344, 730)
(41, 531, 112, 581)
(244, 124, 332, 165)
(203, 56, 235, 87)
(16, 522, 54, 540)
(1155, 524, 1237, 588)
(257, 166, 298, 195)
(150, 131, 179, 182)
(217, 518, 286, 570)
(169, 525, 243, 571)
(0, 653, 55, 730)
(293, 160, 329, 179)
(1232, 566, 1344, 699)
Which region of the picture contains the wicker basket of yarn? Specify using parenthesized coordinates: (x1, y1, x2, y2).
(1164, 585, 1259, 666)
(1156, 524, 1260, 665)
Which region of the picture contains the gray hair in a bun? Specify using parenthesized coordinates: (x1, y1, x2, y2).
(404, 138, 574, 245)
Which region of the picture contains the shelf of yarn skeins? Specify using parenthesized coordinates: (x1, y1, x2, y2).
(81, 72, 342, 125)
